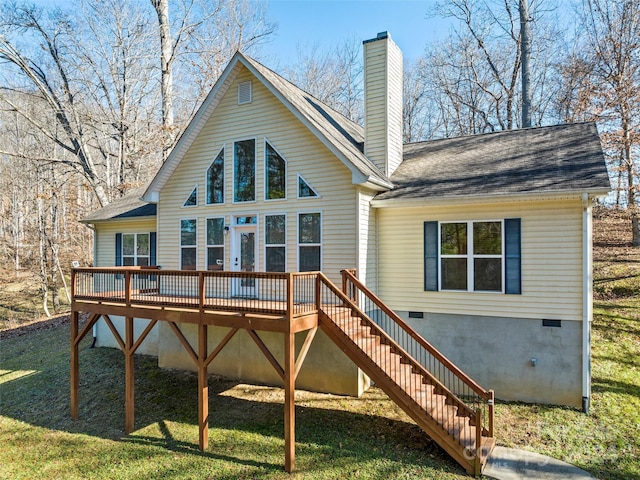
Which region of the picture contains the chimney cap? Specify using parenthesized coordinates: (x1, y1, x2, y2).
(363, 31, 390, 44)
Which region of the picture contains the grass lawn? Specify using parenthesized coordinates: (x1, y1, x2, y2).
(1, 321, 468, 480)
(1, 210, 638, 479)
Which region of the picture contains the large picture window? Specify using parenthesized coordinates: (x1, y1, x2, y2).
(234, 139, 255, 202)
(206, 217, 225, 271)
(180, 219, 197, 270)
(122, 233, 150, 266)
(424, 219, 521, 294)
(265, 141, 286, 200)
(298, 212, 321, 271)
(265, 214, 286, 272)
(206, 148, 224, 204)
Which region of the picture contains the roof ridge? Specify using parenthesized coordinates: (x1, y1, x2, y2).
(240, 52, 364, 135)
(403, 121, 597, 148)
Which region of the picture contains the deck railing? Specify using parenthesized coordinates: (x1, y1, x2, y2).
(339, 269, 494, 441)
(72, 267, 319, 318)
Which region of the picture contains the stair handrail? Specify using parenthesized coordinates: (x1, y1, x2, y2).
(341, 269, 493, 402)
(318, 272, 478, 420)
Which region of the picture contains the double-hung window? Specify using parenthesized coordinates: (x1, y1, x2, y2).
(425, 219, 521, 293)
(265, 214, 286, 272)
(122, 233, 150, 266)
(298, 212, 321, 271)
(206, 218, 225, 271)
(180, 219, 197, 270)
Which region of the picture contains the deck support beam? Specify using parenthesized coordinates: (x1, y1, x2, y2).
(284, 331, 295, 473)
(124, 316, 135, 434)
(198, 323, 209, 451)
(70, 311, 79, 420)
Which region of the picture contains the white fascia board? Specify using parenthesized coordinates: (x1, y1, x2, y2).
(355, 173, 394, 191)
(142, 53, 244, 203)
(370, 188, 611, 208)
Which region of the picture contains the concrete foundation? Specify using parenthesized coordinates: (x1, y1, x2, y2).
(399, 311, 584, 408)
(95, 316, 369, 397)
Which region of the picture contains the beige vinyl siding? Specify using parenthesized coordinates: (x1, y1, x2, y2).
(377, 199, 584, 321)
(357, 188, 378, 291)
(93, 218, 157, 267)
(157, 66, 358, 283)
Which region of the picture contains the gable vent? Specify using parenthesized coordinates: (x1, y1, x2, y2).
(238, 81, 252, 104)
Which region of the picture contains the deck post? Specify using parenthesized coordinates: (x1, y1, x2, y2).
(70, 310, 79, 420)
(284, 330, 295, 473)
(198, 323, 209, 451)
(124, 316, 135, 434)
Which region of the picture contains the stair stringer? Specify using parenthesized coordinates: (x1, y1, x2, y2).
(319, 311, 486, 475)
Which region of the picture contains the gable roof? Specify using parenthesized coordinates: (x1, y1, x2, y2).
(81, 186, 156, 223)
(142, 52, 392, 202)
(373, 122, 611, 204)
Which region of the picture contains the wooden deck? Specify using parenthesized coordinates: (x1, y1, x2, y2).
(70, 267, 495, 475)
(71, 268, 324, 472)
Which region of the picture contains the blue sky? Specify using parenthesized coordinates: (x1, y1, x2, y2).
(263, 0, 448, 63)
(31, 0, 449, 64)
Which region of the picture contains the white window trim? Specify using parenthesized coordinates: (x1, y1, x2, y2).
(438, 220, 505, 293)
(297, 211, 322, 272)
(230, 213, 259, 273)
(265, 213, 287, 272)
(205, 145, 225, 205)
(122, 233, 150, 266)
(264, 138, 287, 202)
(180, 218, 198, 270)
(297, 173, 321, 199)
(182, 184, 198, 208)
(232, 137, 257, 204)
(205, 216, 226, 270)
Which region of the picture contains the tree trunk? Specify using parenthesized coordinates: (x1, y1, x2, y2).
(519, 0, 532, 127)
(151, 0, 174, 161)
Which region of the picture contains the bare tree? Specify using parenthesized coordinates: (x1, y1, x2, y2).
(150, 0, 276, 157)
(583, 0, 640, 245)
(0, 5, 112, 206)
(424, 0, 561, 137)
(284, 39, 364, 124)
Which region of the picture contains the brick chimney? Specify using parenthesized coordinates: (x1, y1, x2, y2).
(363, 31, 403, 178)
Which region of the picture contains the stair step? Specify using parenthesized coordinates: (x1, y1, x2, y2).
(325, 304, 494, 475)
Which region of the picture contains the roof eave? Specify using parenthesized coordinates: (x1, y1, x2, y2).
(371, 187, 611, 208)
(80, 214, 157, 224)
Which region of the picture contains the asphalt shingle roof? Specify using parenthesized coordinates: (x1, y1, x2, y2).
(374, 122, 611, 202)
(81, 186, 156, 222)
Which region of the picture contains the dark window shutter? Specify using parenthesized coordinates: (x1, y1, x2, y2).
(150, 232, 157, 266)
(505, 218, 521, 294)
(424, 221, 438, 291)
(115, 233, 122, 266)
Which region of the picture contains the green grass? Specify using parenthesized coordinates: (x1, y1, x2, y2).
(1, 324, 468, 479)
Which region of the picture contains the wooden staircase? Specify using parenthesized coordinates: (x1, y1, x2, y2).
(317, 271, 495, 476)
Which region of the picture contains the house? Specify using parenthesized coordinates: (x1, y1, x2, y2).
(81, 31, 610, 415)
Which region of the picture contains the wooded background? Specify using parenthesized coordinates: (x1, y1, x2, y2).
(0, 0, 638, 317)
